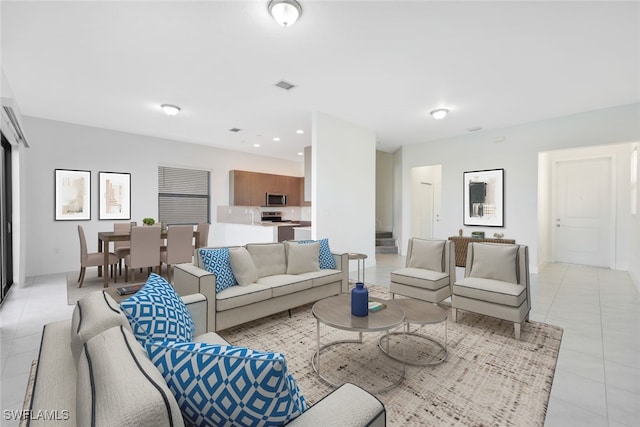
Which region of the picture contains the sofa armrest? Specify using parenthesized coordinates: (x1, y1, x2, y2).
(333, 252, 349, 293)
(181, 293, 208, 337)
(174, 263, 219, 332)
(286, 383, 385, 426)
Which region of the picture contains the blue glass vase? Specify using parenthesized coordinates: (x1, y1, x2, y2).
(351, 282, 368, 317)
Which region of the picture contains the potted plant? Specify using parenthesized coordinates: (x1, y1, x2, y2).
(142, 217, 156, 226)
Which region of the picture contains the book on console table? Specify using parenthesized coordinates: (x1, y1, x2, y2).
(368, 301, 387, 312)
(117, 284, 143, 296)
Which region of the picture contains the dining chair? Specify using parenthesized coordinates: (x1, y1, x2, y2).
(77, 225, 118, 288)
(195, 222, 210, 250)
(124, 226, 162, 282)
(113, 223, 131, 275)
(161, 225, 195, 282)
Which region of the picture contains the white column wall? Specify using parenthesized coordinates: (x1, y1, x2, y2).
(312, 112, 376, 263)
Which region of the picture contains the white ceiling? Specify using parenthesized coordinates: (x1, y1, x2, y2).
(2, 1, 639, 162)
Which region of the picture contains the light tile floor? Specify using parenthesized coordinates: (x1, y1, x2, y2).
(0, 257, 638, 426)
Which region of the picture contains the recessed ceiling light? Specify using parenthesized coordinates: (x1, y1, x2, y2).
(160, 104, 181, 116)
(229, 128, 242, 133)
(296, 130, 304, 134)
(273, 137, 281, 141)
(430, 108, 449, 120)
(253, 143, 261, 147)
(275, 80, 296, 90)
(297, 152, 303, 156)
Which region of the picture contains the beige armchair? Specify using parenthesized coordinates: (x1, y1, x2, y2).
(451, 242, 531, 340)
(390, 238, 455, 303)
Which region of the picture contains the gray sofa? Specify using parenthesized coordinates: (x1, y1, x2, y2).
(23, 290, 385, 426)
(173, 241, 349, 332)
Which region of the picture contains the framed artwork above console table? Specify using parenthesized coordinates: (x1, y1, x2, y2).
(448, 236, 516, 267)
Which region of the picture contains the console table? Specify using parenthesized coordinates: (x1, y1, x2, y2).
(448, 236, 516, 267)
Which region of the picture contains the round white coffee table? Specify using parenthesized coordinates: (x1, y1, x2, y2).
(311, 294, 405, 393)
(378, 298, 448, 366)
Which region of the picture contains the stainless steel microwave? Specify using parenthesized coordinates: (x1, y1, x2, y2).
(265, 193, 287, 206)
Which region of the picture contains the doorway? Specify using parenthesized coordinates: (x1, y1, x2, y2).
(552, 156, 613, 267)
(410, 165, 441, 240)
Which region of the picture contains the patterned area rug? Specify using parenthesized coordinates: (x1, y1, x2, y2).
(218, 286, 563, 427)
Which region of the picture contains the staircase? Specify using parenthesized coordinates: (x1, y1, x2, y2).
(375, 231, 398, 254)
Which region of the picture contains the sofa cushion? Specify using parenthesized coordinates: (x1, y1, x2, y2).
(298, 238, 337, 269)
(76, 326, 185, 427)
(70, 290, 132, 364)
(216, 283, 272, 311)
(146, 341, 308, 427)
(120, 273, 194, 346)
(454, 277, 526, 307)
(408, 239, 445, 272)
(469, 243, 518, 284)
(256, 274, 313, 297)
(199, 248, 237, 292)
(246, 243, 287, 278)
(298, 269, 343, 287)
(229, 247, 258, 285)
(391, 267, 450, 290)
(286, 241, 320, 274)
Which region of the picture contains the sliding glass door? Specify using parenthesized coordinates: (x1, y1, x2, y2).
(0, 133, 13, 304)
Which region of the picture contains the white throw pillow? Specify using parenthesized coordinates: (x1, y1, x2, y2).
(229, 247, 258, 285)
(407, 239, 445, 272)
(286, 241, 320, 274)
(469, 243, 519, 284)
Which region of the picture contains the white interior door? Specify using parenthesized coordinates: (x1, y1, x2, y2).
(412, 182, 434, 239)
(554, 157, 613, 267)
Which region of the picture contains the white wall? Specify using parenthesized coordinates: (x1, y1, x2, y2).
(397, 103, 640, 274)
(376, 151, 393, 232)
(629, 143, 640, 291)
(22, 116, 302, 276)
(312, 112, 377, 263)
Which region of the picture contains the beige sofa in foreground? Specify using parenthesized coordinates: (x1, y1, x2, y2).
(24, 289, 385, 426)
(173, 241, 349, 332)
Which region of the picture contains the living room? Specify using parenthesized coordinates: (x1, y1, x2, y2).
(1, 1, 639, 426)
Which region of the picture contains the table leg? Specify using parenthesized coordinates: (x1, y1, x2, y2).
(98, 239, 103, 277)
(102, 239, 109, 288)
(316, 319, 321, 375)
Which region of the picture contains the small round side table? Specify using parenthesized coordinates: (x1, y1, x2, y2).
(347, 252, 368, 284)
(378, 298, 448, 366)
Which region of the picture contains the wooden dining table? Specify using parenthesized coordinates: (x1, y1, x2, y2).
(97, 229, 200, 287)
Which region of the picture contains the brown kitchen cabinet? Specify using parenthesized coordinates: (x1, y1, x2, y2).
(229, 170, 304, 206)
(277, 225, 295, 242)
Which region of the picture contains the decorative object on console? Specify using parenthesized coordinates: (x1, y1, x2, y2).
(142, 217, 155, 226)
(493, 232, 504, 239)
(471, 231, 485, 239)
(463, 168, 505, 227)
(55, 168, 91, 221)
(351, 282, 368, 317)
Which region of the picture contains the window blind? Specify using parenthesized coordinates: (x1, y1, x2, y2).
(158, 166, 210, 224)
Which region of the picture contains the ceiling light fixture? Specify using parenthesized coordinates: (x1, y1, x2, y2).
(268, 0, 302, 27)
(296, 129, 304, 134)
(160, 104, 181, 116)
(273, 137, 281, 141)
(430, 108, 449, 120)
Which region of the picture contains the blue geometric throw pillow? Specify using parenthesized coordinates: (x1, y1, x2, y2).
(299, 238, 337, 269)
(199, 248, 237, 292)
(120, 273, 194, 346)
(146, 341, 308, 427)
